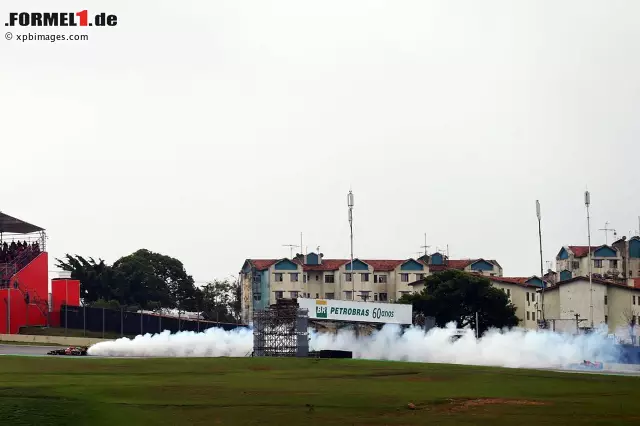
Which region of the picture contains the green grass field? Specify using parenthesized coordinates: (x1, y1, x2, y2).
(0, 356, 637, 426)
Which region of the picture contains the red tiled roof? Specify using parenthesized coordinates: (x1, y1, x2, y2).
(567, 245, 618, 258)
(488, 276, 542, 288)
(303, 259, 349, 271)
(427, 259, 476, 272)
(568, 246, 590, 257)
(247, 257, 495, 273)
(362, 259, 405, 271)
(249, 259, 278, 270)
(247, 258, 423, 272)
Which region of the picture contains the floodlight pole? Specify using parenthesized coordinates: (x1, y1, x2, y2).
(348, 190, 354, 301)
(536, 200, 545, 322)
(585, 190, 593, 328)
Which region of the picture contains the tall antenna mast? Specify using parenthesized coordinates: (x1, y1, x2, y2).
(347, 189, 355, 300)
(420, 233, 430, 257)
(585, 190, 593, 328)
(536, 200, 545, 322)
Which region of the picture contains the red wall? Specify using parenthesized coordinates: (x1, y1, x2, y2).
(51, 279, 80, 311)
(50, 279, 80, 328)
(0, 253, 50, 334)
(11, 252, 48, 297)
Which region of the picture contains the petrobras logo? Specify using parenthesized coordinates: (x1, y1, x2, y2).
(5, 11, 117, 27)
(315, 300, 328, 318)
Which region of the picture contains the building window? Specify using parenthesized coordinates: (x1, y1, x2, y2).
(594, 259, 603, 268)
(290, 273, 298, 282)
(604, 295, 608, 305)
(610, 260, 618, 269)
(274, 273, 283, 282)
(605, 315, 608, 324)
(325, 293, 334, 299)
(315, 293, 319, 299)
(572, 261, 580, 270)
(506, 289, 511, 297)
(526, 292, 530, 303)
(325, 274, 335, 283)
(290, 291, 299, 298)
(634, 296, 636, 305)
(345, 273, 352, 282)
(532, 312, 536, 321)
(415, 273, 424, 280)
(378, 275, 387, 284)
(374, 293, 378, 301)
(379, 292, 388, 302)
(253, 293, 261, 301)
(303, 274, 307, 283)
(401, 273, 409, 282)
(345, 291, 353, 300)
(275, 291, 283, 299)
(361, 273, 370, 282)
(527, 312, 530, 320)
(315, 275, 319, 281)
(359, 292, 370, 301)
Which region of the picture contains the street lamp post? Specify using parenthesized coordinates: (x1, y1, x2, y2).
(585, 190, 593, 328)
(347, 190, 354, 301)
(536, 200, 545, 323)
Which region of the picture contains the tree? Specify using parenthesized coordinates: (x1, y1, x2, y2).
(197, 279, 241, 323)
(112, 249, 198, 311)
(56, 249, 200, 311)
(55, 255, 117, 303)
(398, 269, 520, 334)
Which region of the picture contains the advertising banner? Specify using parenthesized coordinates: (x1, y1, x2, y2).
(297, 298, 412, 325)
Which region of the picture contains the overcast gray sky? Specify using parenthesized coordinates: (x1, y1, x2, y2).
(2, 0, 639, 284)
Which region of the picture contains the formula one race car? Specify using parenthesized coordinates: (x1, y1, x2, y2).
(47, 346, 88, 356)
(569, 360, 604, 370)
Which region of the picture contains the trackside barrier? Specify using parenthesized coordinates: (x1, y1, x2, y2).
(0, 333, 109, 346)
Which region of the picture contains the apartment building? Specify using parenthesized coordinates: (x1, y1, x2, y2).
(239, 251, 503, 324)
(489, 276, 544, 329)
(541, 276, 640, 338)
(555, 245, 624, 282)
(612, 236, 640, 279)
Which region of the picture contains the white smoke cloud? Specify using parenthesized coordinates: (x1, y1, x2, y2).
(87, 323, 620, 369)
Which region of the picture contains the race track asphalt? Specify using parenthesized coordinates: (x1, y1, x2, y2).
(0, 343, 61, 356)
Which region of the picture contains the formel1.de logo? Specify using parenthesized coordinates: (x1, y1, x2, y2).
(5, 11, 117, 27)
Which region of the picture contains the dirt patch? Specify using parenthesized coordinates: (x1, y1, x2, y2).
(445, 398, 548, 412)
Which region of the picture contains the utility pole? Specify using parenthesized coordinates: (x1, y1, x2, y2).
(348, 190, 355, 301)
(574, 312, 587, 334)
(585, 190, 593, 328)
(536, 200, 545, 322)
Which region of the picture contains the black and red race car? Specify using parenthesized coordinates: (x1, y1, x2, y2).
(47, 346, 88, 356)
(569, 360, 604, 370)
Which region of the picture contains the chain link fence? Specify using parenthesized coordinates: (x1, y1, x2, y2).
(58, 305, 243, 338)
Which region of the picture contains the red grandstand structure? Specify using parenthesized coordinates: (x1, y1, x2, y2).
(0, 211, 80, 334)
